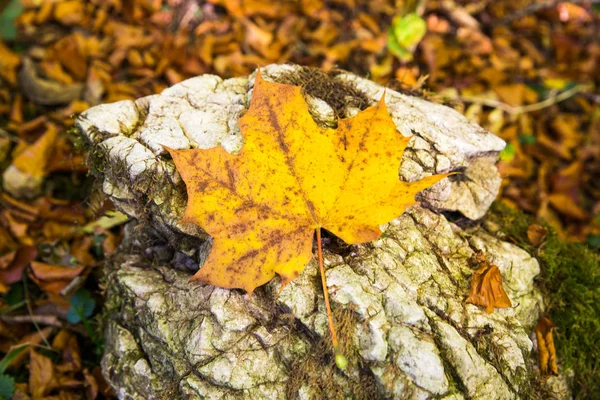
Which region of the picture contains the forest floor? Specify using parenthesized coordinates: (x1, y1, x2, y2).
(0, 0, 598, 399)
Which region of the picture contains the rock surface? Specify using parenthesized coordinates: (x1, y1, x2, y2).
(103, 207, 544, 399)
(76, 65, 568, 399)
(76, 64, 505, 245)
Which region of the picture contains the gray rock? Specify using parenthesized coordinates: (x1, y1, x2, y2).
(103, 207, 552, 399)
(77, 65, 569, 399)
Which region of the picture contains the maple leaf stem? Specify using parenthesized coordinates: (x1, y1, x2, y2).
(316, 228, 339, 350)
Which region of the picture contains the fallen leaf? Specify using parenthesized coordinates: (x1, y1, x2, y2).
(495, 83, 525, 107)
(69, 236, 96, 267)
(28, 262, 84, 295)
(29, 349, 58, 398)
(83, 368, 98, 400)
(3, 327, 53, 370)
(53, 0, 84, 26)
(2, 210, 32, 245)
(168, 72, 448, 294)
(466, 254, 512, 313)
(547, 193, 588, 220)
(0, 245, 37, 293)
(19, 58, 83, 106)
(527, 224, 547, 246)
(0, 38, 21, 86)
(535, 316, 558, 375)
(52, 330, 81, 372)
(11, 123, 60, 180)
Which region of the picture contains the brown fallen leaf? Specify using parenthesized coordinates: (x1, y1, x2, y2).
(28, 262, 84, 295)
(535, 316, 558, 375)
(19, 58, 83, 106)
(29, 349, 59, 398)
(83, 368, 99, 400)
(466, 254, 512, 313)
(527, 224, 547, 246)
(0, 245, 38, 293)
(547, 193, 588, 220)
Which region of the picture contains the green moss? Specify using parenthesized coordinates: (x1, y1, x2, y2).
(285, 306, 379, 399)
(487, 202, 600, 399)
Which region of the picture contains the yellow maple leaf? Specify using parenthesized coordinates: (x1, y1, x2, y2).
(168, 71, 449, 294)
(466, 254, 512, 313)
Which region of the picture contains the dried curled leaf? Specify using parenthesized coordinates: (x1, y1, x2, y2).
(527, 224, 547, 246)
(168, 71, 448, 294)
(535, 316, 558, 375)
(466, 254, 512, 313)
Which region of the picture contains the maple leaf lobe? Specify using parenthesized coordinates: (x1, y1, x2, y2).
(169, 70, 449, 293)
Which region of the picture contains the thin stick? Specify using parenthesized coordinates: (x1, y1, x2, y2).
(494, 0, 600, 26)
(316, 228, 339, 350)
(23, 276, 51, 348)
(458, 83, 592, 116)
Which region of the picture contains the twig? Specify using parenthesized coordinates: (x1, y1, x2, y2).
(495, 0, 600, 26)
(0, 314, 86, 335)
(1, 314, 61, 327)
(458, 83, 593, 116)
(0, 128, 20, 143)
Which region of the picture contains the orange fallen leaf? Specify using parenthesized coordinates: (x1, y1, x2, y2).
(547, 193, 588, 220)
(168, 71, 448, 294)
(69, 236, 96, 266)
(527, 224, 547, 246)
(466, 254, 512, 313)
(2, 209, 33, 245)
(29, 349, 59, 398)
(53, 0, 85, 26)
(0, 42, 21, 86)
(12, 123, 60, 179)
(0, 226, 17, 254)
(535, 316, 558, 375)
(4, 327, 54, 369)
(52, 330, 81, 373)
(28, 261, 84, 295)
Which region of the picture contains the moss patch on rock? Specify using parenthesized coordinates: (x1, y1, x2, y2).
(285, 306, 379, 399)
(487, 202, 600, 399)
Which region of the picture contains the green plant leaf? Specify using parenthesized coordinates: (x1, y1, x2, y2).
(67, 289, 95, 324)
(0, 0, 23, 41)
(0, 344, 28, 374)
(519, 134, 536, 145)
(5, 283, 24, 306)
(586, 235, 600, 250)
(499, 142, 516, 162)
(387, 13, 427, 62)
(0, 373, 15, 400)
